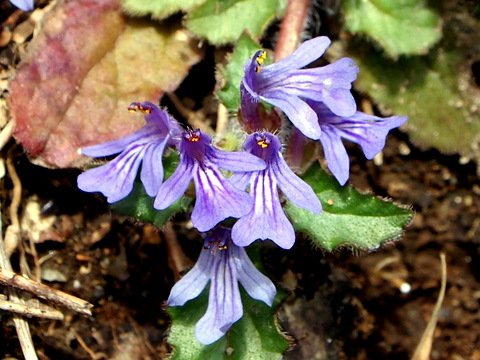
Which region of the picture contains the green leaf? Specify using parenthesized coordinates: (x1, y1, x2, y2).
(120, 0, 206, 18)
(284, 163, 413, 251)
(110, 152, 190, 227)
(217, 34, 260, 112)
(167, 282, 289, 359)
(186, 0, 287, 44)
(346, 41, 480, 155)
(343, 0, 442, 58)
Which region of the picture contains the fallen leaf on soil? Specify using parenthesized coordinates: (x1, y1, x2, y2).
(8, 0, 203, 168)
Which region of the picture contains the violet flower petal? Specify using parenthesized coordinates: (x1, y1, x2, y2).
(319, 127, 350, 186)
(233, 245, 276, 305)
(81, 126, 154, 158)
(167, 228, 277, 345)
(228, 171, 252, 191)
(259, 93, 321, 139)
(330, 114, 408, 159)
(79, 102, 180, 202)
(140, 140, 168, 197)
(194, 251, 243, 345)
(271, 154, 322, 214)
(232, 170, 296, 249)
(9, 0, 34, 11)
(262, 36, 331, 74)
(312, 101, 408, 185)
(77, 145, 145, 203)
(167, 248, 212, 306)
(241, 36, 359, 139)
(192, 166, 253, 232)
(154, 156, 196, 210)
(209, 148, 266, 172)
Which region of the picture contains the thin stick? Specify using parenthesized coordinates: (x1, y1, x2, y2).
(6, 153, 42, 283)
(0, 298, 64, 320)
(167, 93, 214, 134)
(0, 267, 93, 316)
(5, 153, 21, 230)
(0, 197, 38, 359)
(411, 253, 447, 360)
(164, 222, 194, 282)
(0, 120, 15, 152)
(216, 103, 229, 135)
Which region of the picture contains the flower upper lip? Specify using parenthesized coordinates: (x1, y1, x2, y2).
(241, 36, 359, 139)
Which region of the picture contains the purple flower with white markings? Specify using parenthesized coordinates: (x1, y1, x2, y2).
(9, 0, 34, 11)
(310, 101, 408, 185)
(241, 36, 359, 139)
(77, 102, 182, 203)
(230, 132, 322, 249)
(154, 129, 266, 232)
(167, 227, 276, 345)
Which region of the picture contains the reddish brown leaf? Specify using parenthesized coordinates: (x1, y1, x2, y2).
(9, 0, 203, 168)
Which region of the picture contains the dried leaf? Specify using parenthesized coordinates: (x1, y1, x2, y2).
(9, 0, 203, 168)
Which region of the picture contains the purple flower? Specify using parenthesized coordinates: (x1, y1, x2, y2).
(77, 102, 182, 203)
(10, 0, 34, 11)
(230, 132, 322, 249)
(310, 101, 408, 185)
(154, 129, 266, 232)
(167, 227, 276, 345)
(241, 36, 359, 139)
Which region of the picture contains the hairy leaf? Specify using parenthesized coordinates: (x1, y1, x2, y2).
(346, 40, 480, 156)
(120, 0, 206, 18)
(284, 164, 413, 251)
(186, 0, 286, 44)
(343, 0, 441, 58)
(167, 282, 288, 359)
(217, 33, 260, 112)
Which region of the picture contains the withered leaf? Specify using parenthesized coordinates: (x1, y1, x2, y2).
(9, 0, 203, 168)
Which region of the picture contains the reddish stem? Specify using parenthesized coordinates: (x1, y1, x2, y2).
(275, 0, 311, 169)
(274, 0, 311, 61)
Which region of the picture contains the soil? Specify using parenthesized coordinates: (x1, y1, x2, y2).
(1, 2, 480, 360)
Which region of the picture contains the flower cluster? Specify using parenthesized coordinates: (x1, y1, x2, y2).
(242, 36, 407, 185)
(78, 36, 406, 345)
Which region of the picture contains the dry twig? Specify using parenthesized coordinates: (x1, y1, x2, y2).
(0, 267, 93, 316)
(411, 253, 447, 360)
(0, 198, 38, 359)
(0, 296, 64, 320)
(164, 222, 194, 281)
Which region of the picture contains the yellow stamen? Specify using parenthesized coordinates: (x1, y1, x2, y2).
(257, 140, 269, 149)
(138, 105, 151, 114)
(187, 133, 201, 142)
(254, 51, 267, 73)
(127, 104, 139, 113)
(256, 51, 267, 66)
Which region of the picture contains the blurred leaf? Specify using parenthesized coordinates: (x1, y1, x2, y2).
(120, 0, 206, 18)
(186, 0, 286, 44)
(346, 42, 480, 155)
(167, 283, 288, 359)
(343, 0, 441, 58)
(284, 163, 413, 251)
(9, 0, 203, 169)
(110, 152, 190, 227)
(217, 33, 260, 112)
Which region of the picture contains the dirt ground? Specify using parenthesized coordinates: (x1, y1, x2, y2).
(1, 2, 480, 360)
